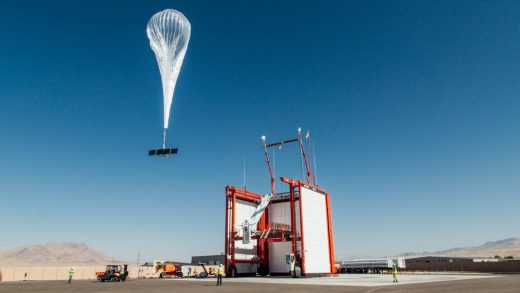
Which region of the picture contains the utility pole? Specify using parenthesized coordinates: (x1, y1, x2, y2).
(137, 253, 141, 278)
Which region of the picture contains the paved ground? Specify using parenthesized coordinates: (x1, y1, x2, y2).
(0, 274, 519, 292)
(188, 273, 497, 286)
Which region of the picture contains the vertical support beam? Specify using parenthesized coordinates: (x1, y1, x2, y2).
(282, 177, 300, 269)
(224, 186, 230, 272)
(257, 205, 268, 271)
(264, 208, 269, 270)
(289, 181, 297, 260)
(298, 183, 306, 275)
(231, 190, 237, 267)
(325, 193, 336, 273)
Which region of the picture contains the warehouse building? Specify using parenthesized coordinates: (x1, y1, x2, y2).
(406, 256, 499, 264)
(191, 254, 225, 265)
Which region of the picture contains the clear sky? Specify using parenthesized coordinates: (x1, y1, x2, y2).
(0, 0, 519, 262)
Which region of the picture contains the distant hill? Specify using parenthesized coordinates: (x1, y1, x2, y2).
(0, 242, 110, 267)
(401, 238, 520, 259)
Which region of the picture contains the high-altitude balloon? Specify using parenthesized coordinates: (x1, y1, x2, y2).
(147, 9, 191, 147)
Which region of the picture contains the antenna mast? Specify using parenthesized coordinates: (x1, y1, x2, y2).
(312, 142, 318, 186)
(243, 156, 247, 190)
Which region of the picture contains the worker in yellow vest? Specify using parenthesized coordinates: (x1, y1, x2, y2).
(68, 267, 75, 284)
(120, 265, 126, 282)
(216, 264, 224, 286)
(392, 264, 398, 283)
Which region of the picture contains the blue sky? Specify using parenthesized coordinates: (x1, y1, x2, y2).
(0, 0, 519, 262)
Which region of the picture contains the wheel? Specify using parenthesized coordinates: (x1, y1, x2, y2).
(227, 266, 237, 278)
(176, 272, 183, 278)
(160, 272, 167, 278)
(97, 276, 104, 282)
(294, 266, 302, 278)
(258, 265, 268, 276)
(111, 276, 119, 282)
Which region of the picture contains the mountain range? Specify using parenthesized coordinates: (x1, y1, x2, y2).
(400, 237, 520, 258)
(0, 242, 110, 267)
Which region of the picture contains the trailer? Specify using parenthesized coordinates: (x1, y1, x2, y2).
(340, 258, 406, 274)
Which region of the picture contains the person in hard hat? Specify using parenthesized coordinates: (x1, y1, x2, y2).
(392, 264, 398, 283)
(216, 264, 224, 286)
(120, 265, 126, 282)
(68, 267, 75, 284)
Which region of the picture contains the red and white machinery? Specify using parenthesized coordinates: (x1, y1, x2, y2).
(224, 128, 336, 277)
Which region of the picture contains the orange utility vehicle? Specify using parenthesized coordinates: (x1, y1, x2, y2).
(96, 265, 127, 282)
(154, 261, 183, 278)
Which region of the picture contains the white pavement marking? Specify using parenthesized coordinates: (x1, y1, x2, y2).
(170, 274, 498, 287)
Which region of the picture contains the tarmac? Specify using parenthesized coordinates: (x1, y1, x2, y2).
(180, 273, 497, 286)
(1, 274, 519, 293)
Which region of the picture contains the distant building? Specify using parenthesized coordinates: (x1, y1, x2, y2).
(191, 254, 225, 265)
(340, 258, 405, 273)
(472, 257, 501, 263)
(406, 256, 499, 264)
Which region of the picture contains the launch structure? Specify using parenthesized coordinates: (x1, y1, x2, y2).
(224, 128, 336, 277)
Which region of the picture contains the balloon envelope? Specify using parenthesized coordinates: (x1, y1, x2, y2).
(147, 9, 191, 130)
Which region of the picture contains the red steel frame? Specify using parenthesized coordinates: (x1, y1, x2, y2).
(224, 186, 265, 272)
(225, 129, 336, 277)
(225, 179, 336, 276)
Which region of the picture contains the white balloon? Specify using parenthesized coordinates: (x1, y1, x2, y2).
(147, 9, 191, 133)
